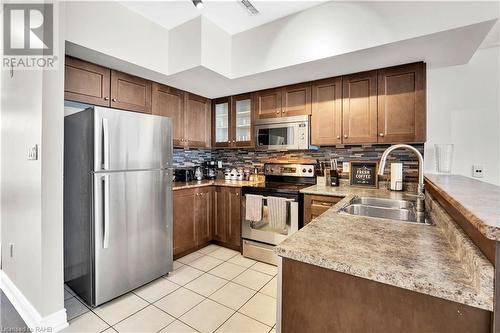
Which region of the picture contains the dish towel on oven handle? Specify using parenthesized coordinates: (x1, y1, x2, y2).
(267, 196, 287, 232)
(245, 194, 263, 222)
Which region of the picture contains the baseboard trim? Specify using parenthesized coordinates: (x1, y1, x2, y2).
(0, 270, 68, 332)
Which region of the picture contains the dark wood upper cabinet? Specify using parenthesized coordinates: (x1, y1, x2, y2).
(232, 93, 254, 148)
(342, 71, 378, 144)
(255, 88, 282, 119)
(212, 97, 231, 148)
(212, 94, 254, 148)
(311, 77, 342, 145)
(195, 187, 213, 246)
(110, 70, 152, 114)
(64, 56, 111, 107)
(377, 62, 426, 143)
(173, 189, 197, 257)
(282, 82, 312, 117)
(152, 83, 185, 146)
(185, 93, 211, 148)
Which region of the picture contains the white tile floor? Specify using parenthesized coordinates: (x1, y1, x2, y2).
(63, 244, 277, 333)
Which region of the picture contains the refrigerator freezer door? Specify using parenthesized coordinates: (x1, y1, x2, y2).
(93, 107, 172, 172)
(93, 169, 173, 306)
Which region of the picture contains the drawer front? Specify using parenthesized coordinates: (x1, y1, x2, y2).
(304, 194, 343, 225)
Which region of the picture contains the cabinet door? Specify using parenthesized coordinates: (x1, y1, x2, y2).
(303, 195, 342, 225)
(282, 83, 312, 117)
(227, 188, 241, 249)
(185, 93, 211, 148)
(311, 77, 342, 145)
(342, 71, 378, 144)
(173, 189, 196, 256)
(195, 187, 213, 246)
(377, 62, 426, 143)
(213, 97, 231, 148)
(232, 94, 254, 148)
(152, 83, 184, 147)
(213, 187, 228, 243)
(255, 88, 282, 119)
(64, 56, 111, 106)
(110, 70, 152, 114)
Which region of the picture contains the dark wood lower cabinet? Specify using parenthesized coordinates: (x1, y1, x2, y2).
(303, 194, 343, 225)
(173, 188, 197, 257)
(281, 258, 491, 333)
(173, 186, 240, 258)
(214, 187, 241, 250)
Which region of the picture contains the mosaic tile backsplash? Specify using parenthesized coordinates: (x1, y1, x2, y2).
(174, 145, 424, 183)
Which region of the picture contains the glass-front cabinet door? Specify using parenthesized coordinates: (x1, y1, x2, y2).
(213, 97, 230, 147)
(232, 93, 253, 147)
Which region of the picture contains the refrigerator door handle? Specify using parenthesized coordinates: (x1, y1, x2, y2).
(103, 175, 110, 249)
(102, 118, 110, 170)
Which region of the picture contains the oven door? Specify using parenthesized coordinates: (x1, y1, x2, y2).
(241, 193, 299, 246)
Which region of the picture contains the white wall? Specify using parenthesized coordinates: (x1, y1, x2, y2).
(231, 1, 499, 77)
(65, 1, 169, 75)
(168, 17, 202, 75)
(426, 46, 500, 185)
(1, 0, 65, 323)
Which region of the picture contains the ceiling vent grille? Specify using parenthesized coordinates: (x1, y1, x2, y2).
(240, 0, 259, 15)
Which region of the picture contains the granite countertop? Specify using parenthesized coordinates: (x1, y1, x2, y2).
(276, 183, 494, 311)
(173, 179, 264, 191)
(425, 174, 500, 241)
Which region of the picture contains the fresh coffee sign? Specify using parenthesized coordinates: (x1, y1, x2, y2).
(349, 161, 378, 188)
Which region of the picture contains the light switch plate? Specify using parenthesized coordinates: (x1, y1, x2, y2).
(342, 162, 350, 173)
(27, 144, 38, 160)
(472, 165, 484, 178)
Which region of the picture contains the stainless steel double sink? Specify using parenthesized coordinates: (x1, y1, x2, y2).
(340, 196, 428, 225)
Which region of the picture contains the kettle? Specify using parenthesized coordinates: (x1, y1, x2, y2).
(194, 167, 203, 181)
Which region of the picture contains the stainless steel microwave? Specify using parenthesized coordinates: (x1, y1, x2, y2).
(255, 115, 309, 150)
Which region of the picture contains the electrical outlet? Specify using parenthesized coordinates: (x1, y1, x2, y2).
(342, 162, 350, 173)
(27, 144, 38, 160)
(472, 165, 484, 178)
(217, 161, 223, 168)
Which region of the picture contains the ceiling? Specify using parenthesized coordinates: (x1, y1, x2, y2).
(120, 0, 325, 34)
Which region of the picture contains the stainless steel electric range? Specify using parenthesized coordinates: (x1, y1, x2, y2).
(241, 163, 316, 265)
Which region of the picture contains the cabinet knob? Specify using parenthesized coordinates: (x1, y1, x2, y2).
(276, 110, 280, 114)
(336, 135, 340, 139)
(228, 141, 231, 144)
(232, 140, 235, 143)
(282, 110, 285, 113)
(104, 97, 109, 101)
(379, 133, 385, 137)
(344, 135, 348, 139)
(112, 98, 117, 102)
(236, 192, 239, 196)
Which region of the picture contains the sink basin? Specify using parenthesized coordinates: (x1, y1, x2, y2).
(340, 196, 427, 224)
(350, 197, 414, 210)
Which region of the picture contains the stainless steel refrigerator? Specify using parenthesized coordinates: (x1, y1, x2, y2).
(64, 106, 173, 307)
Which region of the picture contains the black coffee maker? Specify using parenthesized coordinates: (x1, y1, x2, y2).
(204, 161, 217, 179)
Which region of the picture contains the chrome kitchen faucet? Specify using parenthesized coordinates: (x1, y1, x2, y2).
(378, 144, 425, 214)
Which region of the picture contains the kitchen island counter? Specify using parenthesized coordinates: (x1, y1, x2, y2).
(276, 183, 493, 311)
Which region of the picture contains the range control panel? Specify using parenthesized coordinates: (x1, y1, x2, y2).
(264, 163, 316, 177)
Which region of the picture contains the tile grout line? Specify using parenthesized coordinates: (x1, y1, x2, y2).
(65, 246, 276, 332)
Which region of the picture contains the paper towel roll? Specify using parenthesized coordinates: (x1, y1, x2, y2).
(390, 163, 403, 191)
